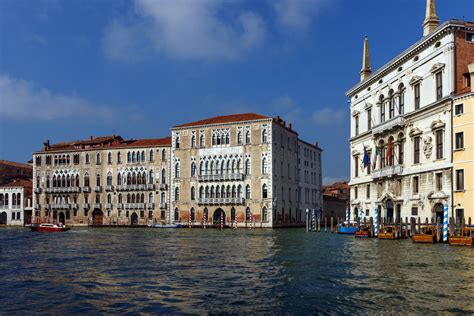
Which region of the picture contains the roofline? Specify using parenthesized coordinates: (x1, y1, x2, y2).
(346, 20, 470, 97)
(171, 117, 273, 131)
(297, 138, 323, 151)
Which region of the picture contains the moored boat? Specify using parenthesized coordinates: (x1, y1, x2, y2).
(448, 227, 474, 246)
(30, 223, 70, 232)
(147, 222, 183, 228)
(336, 224, 358, 235)
(378, 225, 408, 240)
(412, 225, 437, 243)
(355, 227, 372, 238)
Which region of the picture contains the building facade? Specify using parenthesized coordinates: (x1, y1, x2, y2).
(0, 179, 33, 226)
(170, 113, 322, 228)
(347, 1, 474, 223)
(32, 135, 171, 226)
(0, 160, 32, 185)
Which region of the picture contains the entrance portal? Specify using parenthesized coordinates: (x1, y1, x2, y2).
(386, 200, 394, 223)
(92, 209, 103, 226)
(131, 212, 139, 226)
(58, 212, 65, 225)
(0, 212, 7, 225)
(434, 203, 444, 223)
(213, 208, 226, 227)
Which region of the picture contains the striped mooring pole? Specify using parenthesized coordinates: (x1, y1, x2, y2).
(311, 209, 316, 231)
(203, 212, 207, 229)
(443, 203, 448, 242)
(345, 207, 349, 225)
(220, 211, 224, 229)
(249, 212, 253, 229)
(374, 207, 379, 237)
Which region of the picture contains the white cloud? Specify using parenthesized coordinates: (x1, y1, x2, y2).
(103, 0, 266, 62)
(273, 0, 327, 29)
(0, 74, 116, 121)
(311, 107, 346, 126)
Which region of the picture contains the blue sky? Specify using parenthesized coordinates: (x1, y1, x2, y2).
(0, 0, 472, 184)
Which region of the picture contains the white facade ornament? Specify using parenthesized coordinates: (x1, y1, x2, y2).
(423, 136, 433, 158)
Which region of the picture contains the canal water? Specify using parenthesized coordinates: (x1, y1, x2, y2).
(1, 228, 473, 314)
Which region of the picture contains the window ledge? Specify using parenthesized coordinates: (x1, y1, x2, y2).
(454, 190, 466, 193)
(434, 158, 446, 162)
(454, 148, 465, 152)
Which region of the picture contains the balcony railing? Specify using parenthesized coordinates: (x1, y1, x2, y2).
(198, 173, 244, 182)
(34, 204, 40, 210)
(45, 204, 51, 210)
(93, 203, 102, 209)
(159, 183, 168, 190)
(94, 186, 102, 193)
(148, 202, 155, 209)
(50, 203, 70, 209)
(372, 164, 403, 179)
(34, 188, 41, 193)
(105, 185, 114, 192)
(117, 203, 124, 209)
(45, 188, 52, 193)
(83, 186, 91, 193)
(72, 203, 78, 210)
(160, 203, 167, 209)
(198, 197, 245, 205)
(147, 184, 155, 190)
(124, 203, 146, 209)
(372, 115, 406, 135)
(83, 203, 90, 210)
(106, 203, 112, 209)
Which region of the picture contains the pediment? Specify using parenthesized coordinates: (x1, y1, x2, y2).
(431, 119, 445, 130)
(409, 127, 423, 137)
(409, 76, 423, 85)
(430, 63, 445, 73)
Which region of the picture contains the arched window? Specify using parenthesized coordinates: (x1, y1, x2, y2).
(191, 135, 196, 148)
(225, 133, 229, 145)
(149, 170, 154, 184)
(237, 159, 242, 174)
(149, 149, 154, 162)
(205, 161, 209, 175)
(246, 184, 251, 199)
(175, 136, 180, 149)
(117, 152, 122, 163)
(61, 175, 66, 187)
(96, 153, 101, 164)
(117, 173, 122, 185)
(96, 174, 101, 186)
(161, 169, 166, 184)
(210, 161, 214, 175)
(107, 172, 112, 186)
(210, 186, 215, 198)
(245, 159, 251, 175)
(262, 129, 267, 143)
(226, 185, 231, 198)
(237, 131, 243, 145)
(191, 186, 195, 200)
(46, 175, 50, 188)
(245, 130, 250, 144)
(215, 161, 220, 175)
(84, 173, 90, 187)
(205, 186, 209, 198)
(131, 194, 136, 203)
(190, 208, 195, 221)
(200, 134, 205, 147)
(174, 208, 179, 222)
(245, 207, 251, 222)
(162, 149, 166, 160)
(216, 186, 220, 198)
(140, 193, 145, 203)
(175, 162, 180, 178)
(237, 185, 242, 198)
(132, 152, 136, 163)
(232, 185, 236, 198)
(379, 94, 385, 123)
(107, 194, 112, 204)
(12, 193, 16, 206)
(161, 192, 166, 205)
(127, 152, 131, 163)
(261, 157, 268, 174)
(127, 173, 131, 185)
(175, 187, 180, 201)
(199, 186, 204, 199)
(398, 83, 405, 115)
(388, 90, 395, 119)
(118, 194, 122, 203)
(262, 207, 268, 222)
(262, 184, 268, 199)
(127, 194, 131, 203)
(108, 152, 112, 164)
(231, 207, 236, 222)
(398, 133, 405, 165)
(191, 162, 196, 177)
(85, 153, 90, 164)
(199, 161, 204, 175)
(75, 175, 79, 187)
(141, 151, 145, 162)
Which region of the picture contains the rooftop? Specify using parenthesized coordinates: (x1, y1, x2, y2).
(0, 160, 33, 170)
(173, 113, 270, 128)
(0, 178, 32, 189)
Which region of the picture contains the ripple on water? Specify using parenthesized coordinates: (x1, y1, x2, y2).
(0, 227, 473, 314)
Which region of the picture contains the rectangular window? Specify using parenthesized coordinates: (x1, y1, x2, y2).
(455, 103, 464, 115)
(355, 116, 359, 136)
(414, 137, 420, 164)
(367, 151, 371, 175)
(456, 209, 465, 223)
(354, 157, 359, 178)
(455, 132, 464, 150)
(367, 109, 371, 130)
(365, 209, 369, 216)
(354, 186, 358, 199)
(389, 99, 395, 119)
(399, 90, 405, 115)
(414, 83, 420, 110)
(456, 169, 464, 191)
(436, 72, 442, 100)
(463, 73, 472, 89)
(436, 129, 443, 159)
(380, 103, 385, 123)
(398, 142, 404, 165)
(366, 184, 370, 199)
(466, 33, 474, 42)
(413, 176, 419, 194)
(411, 207, 418, 216)
(435, 172, 443, 191)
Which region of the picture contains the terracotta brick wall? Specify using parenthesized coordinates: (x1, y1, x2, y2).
(455, 25, 474, 95)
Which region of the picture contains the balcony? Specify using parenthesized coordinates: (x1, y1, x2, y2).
(106, 203, 112, 209)
(83, 186, 91, 193)
(198, 173, 244, 182)
(147, 184, 155, 190)
(198, 197, 245, 205)
(105, 185, 114, 192)
(51, 203, 70, 210)
(45, 188, 52, 193)
(160, 203, 167, 209)
(117, 203, 124, 209)
(138, 184, 146, 191)
(159, 183, 168, 191)
(72, 203, 78, 210)
(69, 187, 81, 193)
(372, 115, 406, 136)
(372, 164, 403, 179)
(45, 204, 51, 210)
(34, 204, 40, 210)
(148, 203, 155, 209)
(83, 203, 90, 210)
(34, 188, 42, 193)
(94, 186, 102, 193)
(124, 203, 145, 209)
(93, 203, 102, 209)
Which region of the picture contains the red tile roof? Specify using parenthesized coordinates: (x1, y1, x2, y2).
(0, 178, 32, 189)
(174, 113, 270, 128)
(0, 160, 33, 170)
(37, 135, 171, 153)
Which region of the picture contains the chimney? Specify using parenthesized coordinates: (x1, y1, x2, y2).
(288, 122, 292, 130)
(468, 64, 474, 93)
(43, 140, 50, 151)
(360, 36, 372, 81)
(423, 0, 439, 36)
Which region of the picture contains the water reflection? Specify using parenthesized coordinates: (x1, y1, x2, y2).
(0, 228, 473, 313)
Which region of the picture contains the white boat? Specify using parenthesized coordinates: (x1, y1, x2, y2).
(147, 222, 183, 228)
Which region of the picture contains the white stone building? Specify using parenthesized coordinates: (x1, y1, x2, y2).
(0, 179, 33, 226)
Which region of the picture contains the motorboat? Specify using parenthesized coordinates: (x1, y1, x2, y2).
(30, 223, 71, 232)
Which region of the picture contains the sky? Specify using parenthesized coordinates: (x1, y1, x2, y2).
(0, 0, 472, 185)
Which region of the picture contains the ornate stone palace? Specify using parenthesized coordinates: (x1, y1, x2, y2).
(32, 113, 322, 227)
(347, 0, 474, 223)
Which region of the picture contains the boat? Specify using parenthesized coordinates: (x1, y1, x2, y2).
(412, 225, 437, 243)
(336, 224, 358, 235)
(448, 227, 474, 246)
(147, 222, 183, 228)
(378, 225, 408, 240)
(30, 223, 71, 232)
(355, 226, 372, 238)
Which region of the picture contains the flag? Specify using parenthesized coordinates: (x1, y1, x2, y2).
(362, 147, 370, 168)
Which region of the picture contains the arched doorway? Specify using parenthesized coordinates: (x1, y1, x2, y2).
(131, 212, 139, 226)
(213, 208, 226, 227)
(386, 200, 394, 223)
(92, 209, 103, 226)
(0, 212, 6, 225)
(433, 203, 444, 223)
(58, 212, 65, 225)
